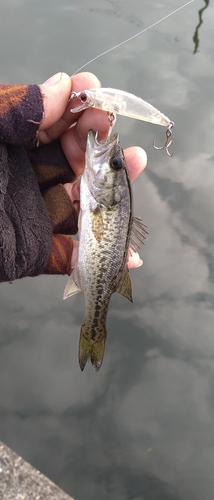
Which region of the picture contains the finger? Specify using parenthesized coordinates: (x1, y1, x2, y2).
(64, 179, 81, 215)
(124, 146, 147, 182)
(61, 107, 111, 177)
(127, 251, 143, 269)
(71, 240, 79, 268)
(38, 72, 102, 144)
(39, 72, 71, 131)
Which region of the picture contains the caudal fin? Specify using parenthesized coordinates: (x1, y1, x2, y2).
(79, 323, 107, 372)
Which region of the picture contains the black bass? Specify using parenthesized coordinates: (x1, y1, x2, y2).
(63, 130, 147, 371)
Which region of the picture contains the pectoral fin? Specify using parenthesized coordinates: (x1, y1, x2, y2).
(116, 270, 133, 302)
(63, 265, 82, 299)
(91, 208, 104, 243)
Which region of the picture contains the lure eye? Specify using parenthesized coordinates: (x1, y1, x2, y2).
(110, 155, 124, 171)
(80, 92, 88, 103)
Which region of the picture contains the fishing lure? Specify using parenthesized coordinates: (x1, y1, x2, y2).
(68, 1, 195, 156)
(69, 88, 174, 156)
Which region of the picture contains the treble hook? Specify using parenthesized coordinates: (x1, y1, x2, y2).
(153, 121, 174, 157)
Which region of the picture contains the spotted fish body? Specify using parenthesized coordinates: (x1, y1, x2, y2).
(64, 130, 147, 371)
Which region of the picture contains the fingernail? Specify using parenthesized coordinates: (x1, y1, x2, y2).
(42, 72, 62, 86)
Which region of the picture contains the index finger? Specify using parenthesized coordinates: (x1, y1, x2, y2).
(38, 72, 102, 144)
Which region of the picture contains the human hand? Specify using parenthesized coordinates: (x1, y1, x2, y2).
(37, 71, 147, 271)
(0, 72, 146, 283)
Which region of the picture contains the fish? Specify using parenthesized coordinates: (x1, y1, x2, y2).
(63, 130, 147, 371)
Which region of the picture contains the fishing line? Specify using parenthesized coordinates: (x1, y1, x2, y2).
(72, 0, 195, 75)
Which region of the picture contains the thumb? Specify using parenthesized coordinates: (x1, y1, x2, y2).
(39, 72, 72, 130)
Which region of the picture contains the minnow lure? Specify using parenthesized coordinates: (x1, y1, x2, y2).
(69, 88, 175, 156)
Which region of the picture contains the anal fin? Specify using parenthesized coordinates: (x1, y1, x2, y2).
(116, 270, 133, 302)
(63, 265, 82, 300)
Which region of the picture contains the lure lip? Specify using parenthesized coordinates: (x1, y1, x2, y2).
(68, 90, 93, 113)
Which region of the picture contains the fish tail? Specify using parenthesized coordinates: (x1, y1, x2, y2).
(79, 323, 107, 372)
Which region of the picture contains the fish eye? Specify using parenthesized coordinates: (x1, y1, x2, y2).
(80, 92, 88, 103)
(110, 155, 124, 170)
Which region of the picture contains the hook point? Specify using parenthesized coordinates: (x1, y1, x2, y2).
(153, 121, 174, 157)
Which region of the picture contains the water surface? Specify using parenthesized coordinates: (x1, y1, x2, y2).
(1, 1, 214, 499)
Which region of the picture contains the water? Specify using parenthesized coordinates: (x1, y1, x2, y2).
(0, 1, 214, 499)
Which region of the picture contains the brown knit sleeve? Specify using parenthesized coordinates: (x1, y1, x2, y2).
(44, 235, 74, 275)
(0, 83, 52, 282)
(0, 82, 78, 281)
(0, 84, 43, 144)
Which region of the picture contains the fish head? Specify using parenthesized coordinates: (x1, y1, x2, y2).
(84, 129, 128, 207)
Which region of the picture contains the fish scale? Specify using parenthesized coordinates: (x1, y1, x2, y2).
(79, 196, 131, 352)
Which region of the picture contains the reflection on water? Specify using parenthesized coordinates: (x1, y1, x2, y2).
(193, 0, 210, 53)
(1, 1, 214, 499)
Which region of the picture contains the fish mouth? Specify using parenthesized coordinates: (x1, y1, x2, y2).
(87, 129, 119, 159)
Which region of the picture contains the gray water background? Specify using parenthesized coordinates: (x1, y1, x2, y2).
(0, 1, 214, 499)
